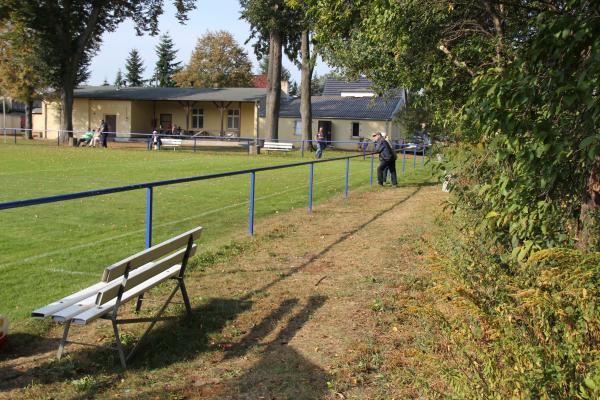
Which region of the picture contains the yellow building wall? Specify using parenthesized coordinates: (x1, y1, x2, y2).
(35, 98, 259, 138)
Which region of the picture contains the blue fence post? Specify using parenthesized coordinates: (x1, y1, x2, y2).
(345, 158, 350, 199)
(145, 187, 153, 248)
(370, 154, 374, 187)
(413, 146, 417, 170)
(249, 171, 256, 235)
(402, 148, 406, 175)
(308, 163, 314, 212)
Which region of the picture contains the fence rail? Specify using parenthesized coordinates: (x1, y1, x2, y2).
(0, 145, 431, 250)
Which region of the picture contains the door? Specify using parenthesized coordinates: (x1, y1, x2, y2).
(105, 115, 116, 139)
(318, 120, 332, 142)
(160, 114, 172, 133)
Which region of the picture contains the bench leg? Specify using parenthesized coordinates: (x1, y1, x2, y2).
(179, 279, 193, 317)
(112, 320, 127, 369)
(57, 320, 71, 360)
(135, 294, 144, 312)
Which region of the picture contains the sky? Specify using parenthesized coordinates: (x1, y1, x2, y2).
(88, 0, 331, 86)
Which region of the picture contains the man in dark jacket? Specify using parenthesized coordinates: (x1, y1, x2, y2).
(99, 119, 109, 148)
(372, 132, 398, 187)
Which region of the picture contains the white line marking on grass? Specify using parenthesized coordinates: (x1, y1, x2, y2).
(45, 268, 98, 277)
(0, 176, 341, 272)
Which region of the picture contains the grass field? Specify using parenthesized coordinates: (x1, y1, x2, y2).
(0, 142, 434, 321)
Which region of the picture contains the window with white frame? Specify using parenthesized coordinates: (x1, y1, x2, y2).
(227, 109, 240, 130)
(351, 122, 360, 138)
(192, 108, 203, 129)
(294, 120, 302, 136)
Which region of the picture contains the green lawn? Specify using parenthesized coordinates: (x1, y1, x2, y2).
(0, 142, 435, 320)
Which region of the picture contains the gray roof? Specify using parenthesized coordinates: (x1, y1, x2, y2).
(260, 95, 404, 121)
(74, 86, 267, 102)
(322, 77, 374, 96)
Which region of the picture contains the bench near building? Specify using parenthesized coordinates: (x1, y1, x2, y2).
(32, 78, 407, 151)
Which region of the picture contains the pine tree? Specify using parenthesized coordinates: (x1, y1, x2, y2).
(153, 33, 181, 87)
(114, 69, 124, 86)
(102, 78, 109, 86)
(125, 48, 145, 87)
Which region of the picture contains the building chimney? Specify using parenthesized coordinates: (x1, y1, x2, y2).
(280, 80, 289, 96)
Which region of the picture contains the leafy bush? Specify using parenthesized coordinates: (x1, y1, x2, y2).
(439, 235, 599, 399)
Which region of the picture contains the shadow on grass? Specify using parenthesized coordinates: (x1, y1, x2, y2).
(0, 297, 251, 394)
(190, 295, 330, 399)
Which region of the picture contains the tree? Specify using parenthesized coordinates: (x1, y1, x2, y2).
(125, 48, 145, 87)
(174, 30, 253, 88)
(240, 0, 303, 140)
(0, 1, 197, 138)
(288, 81, 298, 96)
(258, 56, 291, 82)
(101, 78, 110, 86)
(153, 32, 181, 87)
(306, 0, 600, 253)
(114, 69, 124, 87)
(0, 21, 46, 138)
(310, 71, 342, 96)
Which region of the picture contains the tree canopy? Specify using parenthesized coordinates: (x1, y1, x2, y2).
(307, 0, 600, 254)
(0, 0, 197, 136)
(174, 30, 253, 88)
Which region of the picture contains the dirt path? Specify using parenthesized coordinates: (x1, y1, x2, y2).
(0, 184, 448, 399)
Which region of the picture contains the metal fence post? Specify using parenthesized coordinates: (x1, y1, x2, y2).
(301, 140, 305, 158)
(370, 154, 374, 187)
(402, 149, 406, 175)
(345, 158, 350, 199)
(308, 163, 314, 212)
(413, 146, 417, 170)
(249, 172, 256, 235)
(145, 187, 153, 248)
(14, 128, 17, 144)
(422, 146, 425, 166)
(193, 137, 197, 153)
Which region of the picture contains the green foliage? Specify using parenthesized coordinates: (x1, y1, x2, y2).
(239, 0, 303, 60)
(125, 48, 145, 87)
(436, 220, 600, 399)
(174, 30, 253, 88)
(152, 32, 182, 87)
(113, 69, 124, 87)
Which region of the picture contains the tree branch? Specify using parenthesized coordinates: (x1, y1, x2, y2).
(438, 44, 475, 77)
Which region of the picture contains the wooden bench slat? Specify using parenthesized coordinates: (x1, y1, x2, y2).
(70, 265, 182, 325)
(102, 226, 202, 282)
(96, 244, 196, 306)
(32, 281, 108, 318)
(51, 295, 100, 323)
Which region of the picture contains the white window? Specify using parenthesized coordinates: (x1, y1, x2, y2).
(227, 109, 240, 130)
(351, 122, 360, 138)
(294, 120, 302, 136)
(192, 108, 203, 129)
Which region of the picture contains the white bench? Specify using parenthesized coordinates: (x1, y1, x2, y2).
(160, 138, 183, 150)
(32, 226, 202, 368)
(263, 141, 293, 153)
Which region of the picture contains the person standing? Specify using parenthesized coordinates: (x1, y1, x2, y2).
(315, 127, 326, 159)
(99, 119, 109, 148)
(372, 132, 398, 187)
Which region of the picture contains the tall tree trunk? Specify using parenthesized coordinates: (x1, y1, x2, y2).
(24, 94, 33, 139)
(265, 30, 282, 140)
(300, 29, 313, 152)
(61, 73, 75, 140)
(578, 156, 600, 250)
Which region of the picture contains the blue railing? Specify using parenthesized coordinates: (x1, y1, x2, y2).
(0, 146, 430, 250)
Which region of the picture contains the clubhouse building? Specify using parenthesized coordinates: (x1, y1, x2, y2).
(33, 78, 406, 150)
